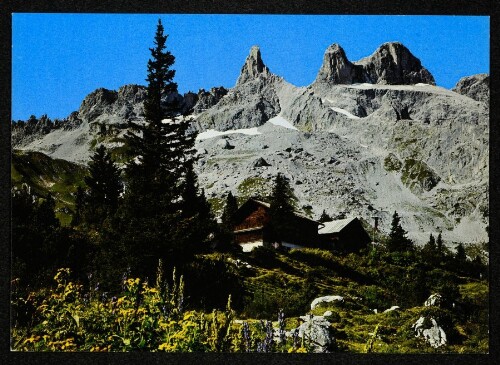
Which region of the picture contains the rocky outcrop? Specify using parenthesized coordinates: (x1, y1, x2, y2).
(452, 74, 489, 103)
(236, 46, 271, 86)
(355, 42, 435, 85)
(252, 157, 271, 167)
(296, 315, 334, 352)
(193, 46, 282, 131)
(193, 87, 228, 113)
(424, 293, 444, 307)
(310, 295, 345, 310)
(315, 42, 435, 86)
(383, 306, 400, 313)
(412, 316, 447, 348)
(315, 44, 363, 84)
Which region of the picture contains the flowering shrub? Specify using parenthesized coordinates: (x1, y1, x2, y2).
(11, 267, 309, 352)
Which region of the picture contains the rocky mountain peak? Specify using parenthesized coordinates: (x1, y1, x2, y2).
(355, 42, 435, 85)
(236, 45, 271, 86)
(452, 73, 489, 103)
(315, 42, 435, 86)
(315, 43, 361, 84)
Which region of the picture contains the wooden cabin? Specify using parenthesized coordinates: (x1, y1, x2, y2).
(233, 198, 321, 252)
(318, 217, 370, 252)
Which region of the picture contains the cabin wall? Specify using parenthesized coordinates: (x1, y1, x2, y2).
(322, 221, 370, 251)
(234, 230, 264, 244)
(234, 206, 269, 231)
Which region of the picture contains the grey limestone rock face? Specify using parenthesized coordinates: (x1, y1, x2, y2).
(77, 84, 147, 125)
(452, 73, 489, 103)
(193, 46, 282, 131)
(315, 44, 364, 84)
(355, 42, 435, 85)
(192, 87, 228, 114)
(236, 45, 271, 86)
(315, 42, 435, 86)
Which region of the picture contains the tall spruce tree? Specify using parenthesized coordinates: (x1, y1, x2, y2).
(436, 232, 444, 260)
(218, 192, 239, 248)
(119, 19, 210, 275)
(221, 192, 238, 230)
(82, 145, 122, 226)
(319, 209, 333, 223)
(386, 211, 413, 252)
(268, 173, 299, 244)
(421, 233, 438, 266)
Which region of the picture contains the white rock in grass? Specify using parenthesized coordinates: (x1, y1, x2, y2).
(310, 295, 344, 310)
(424, 293, 443, 307)
(383, 305, 400, 313)
(412, 316, 447, 348)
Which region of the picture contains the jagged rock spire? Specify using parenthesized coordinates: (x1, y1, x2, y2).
(315, 43, 361, 84)
(315, 42, 435, 85)
(236, 46, 270, 86)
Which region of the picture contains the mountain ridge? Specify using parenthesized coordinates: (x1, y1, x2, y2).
(11, 42, 489, 245)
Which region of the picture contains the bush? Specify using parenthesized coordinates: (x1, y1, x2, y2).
(243, 273, 316, 319)
(183, 255, 245, 311)
(11, 268, 309, 353)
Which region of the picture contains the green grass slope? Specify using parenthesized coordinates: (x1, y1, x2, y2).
(12, 150, 88, 225)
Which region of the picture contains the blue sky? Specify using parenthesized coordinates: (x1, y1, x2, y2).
(12, 14, 489, 121)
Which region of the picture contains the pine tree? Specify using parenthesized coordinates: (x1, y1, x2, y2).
(319, 210, 333, 223)
(179, 166, 217, 252)
(386, 211, 413, 252)
(83, 145, 122, 226)
(218, 192, 239, 248)
(455, 243, 467, 263)
(118, 19, 208, 275)
(221, 192, 238, 229)
(421, 233, 438, 266)
(268, 173, 299, 244)
(436, 232, 444, 259)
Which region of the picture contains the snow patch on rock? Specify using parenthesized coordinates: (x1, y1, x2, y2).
(196, 127, 262, 140)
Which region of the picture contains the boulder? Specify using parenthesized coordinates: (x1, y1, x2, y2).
(412, 316, 447, 348)
(297, 315, 333, 352)
(216, 138, 233, 149)
(424, 293, 443, 307)
(383, 305, 400, 313)
(310, 295, 344, 310)
(252, 157, 271, 167)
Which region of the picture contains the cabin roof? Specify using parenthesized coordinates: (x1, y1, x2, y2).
(318, 217, 358, 234)
(251, 199, 319, 224)
(238, 198, 319, 225)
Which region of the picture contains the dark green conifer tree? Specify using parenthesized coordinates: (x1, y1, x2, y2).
(221, 192, 238, 230)
(386, 211, 413, 252)
(218, 191, 239, 249)
(118, 19, 210, 275)
(268, 173, 299, 244)
(455, 242, 467, 263)
(82, 145, 122, 226)
(421, 233, 438, 266)
(319, 210, 333, 223)
(436, 232, 444, 261)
